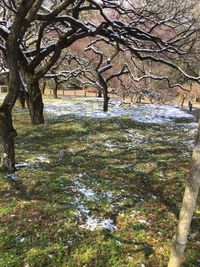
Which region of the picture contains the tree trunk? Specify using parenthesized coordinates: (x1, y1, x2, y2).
(0, 106, 17, 173)
(97, 89, 102, 98)
(40, 80, 46, 95)
(26, 80, 44, 125)
(181, 94, 186, 107)
(103, 91, 110, 112)
(17, 91, 26, 109)
(168, 122, 200, 267)
(53, 85, 58, 99)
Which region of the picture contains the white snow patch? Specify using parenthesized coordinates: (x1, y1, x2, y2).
(36, 156, 50, 163)
(6, 174, 18, 181)
(16, 162, 31, 168)
(100, 219, 115, 230)
(77, 204, 90, 214)
(105, 191, 113, 202)
(74, 180, 95, 201)
(44, 97, 195, 124)
(73, 174, 116, 231)
(138, 219, 150, 225)
(80, 216, 116, 231)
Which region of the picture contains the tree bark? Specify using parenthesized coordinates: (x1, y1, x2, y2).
(98, 75, 109, 112)
(26, 80, 44, 125)
(17, 91, 26, 109)
(181, 94, 186, 107)
(53, 84, 58, 99)
(40, 80, 46, 95)
(97, 89, 102, 98)
(0, 106, 17, 173)
(168, 122, 200, 267)
(0, 0, 39, 173)
(103, 91, 110, 112)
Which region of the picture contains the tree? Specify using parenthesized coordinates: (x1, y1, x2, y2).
(0, 0, 41, 172)
(168, 126, 200, 266)
(83, 43, 129, 112)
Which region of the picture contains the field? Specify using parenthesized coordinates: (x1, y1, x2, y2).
(0, 96, 200, 267)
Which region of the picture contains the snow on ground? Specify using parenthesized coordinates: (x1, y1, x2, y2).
(80, 217, 116, 231)
(0, 93, 196, 125)
(71, 173, 116, 231)
(16, 155, 50, 170)
(44, 97, 195, 124)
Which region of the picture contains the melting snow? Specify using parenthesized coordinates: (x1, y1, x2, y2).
(72, 173, 116, 231)
(138, 219, 150, 225)
(80, 216, 116, 231)
(44, 97, 195, 124)
(74, 179, 96, 201)
(36, 156, 50, 163)
(15, 162, 31, 168)
(5, 174, 18, 181)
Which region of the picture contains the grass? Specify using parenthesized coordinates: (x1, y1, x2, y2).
(0, 100, 199, 267)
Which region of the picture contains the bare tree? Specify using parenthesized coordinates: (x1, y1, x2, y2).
(168, 125, 200, 266)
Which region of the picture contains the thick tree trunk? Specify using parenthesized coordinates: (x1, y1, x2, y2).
(0, 106, 17, 173)
(26, 80, 44, 125)
(168, 122, 200, 267)
(0, 0, 37, 173)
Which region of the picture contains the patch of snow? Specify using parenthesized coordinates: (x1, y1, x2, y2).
(138, 219, 150, 225)
(44, 97, 196, 125)
(104, 191, 113, 202)
(80, 187, 95, 200)
(15, 162, 31, 168)
(77, 172, 86, 178)
(0, 25, 9, 33)
(73, 174, 96, 201)
(72, 174, 116, 231)
(80, 216, 116, 231)
(77, 204, 90, 214)
(100, 219, 115, 230)
(80, 216, 98, 231)
(36, 156, 50, 163)
(5, 174, 18, 181)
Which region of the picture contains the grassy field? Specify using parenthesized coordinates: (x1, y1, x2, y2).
(0, 97, 200, 267)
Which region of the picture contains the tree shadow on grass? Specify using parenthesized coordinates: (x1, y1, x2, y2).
(104, 231, 154, 259)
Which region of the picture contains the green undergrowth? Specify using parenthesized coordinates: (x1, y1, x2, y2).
(0, 107, 199, 267)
